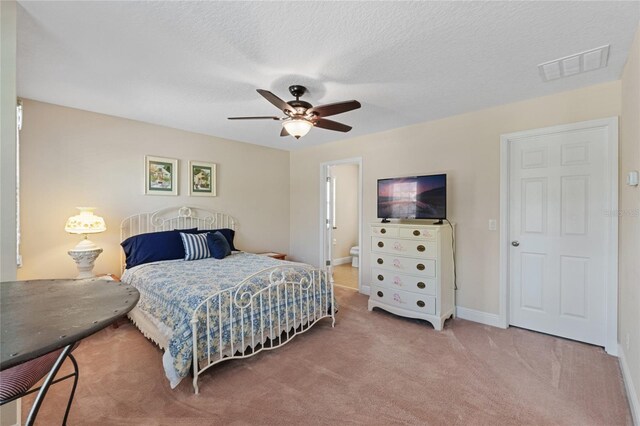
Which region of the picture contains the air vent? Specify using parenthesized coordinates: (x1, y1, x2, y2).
(538, 45, 610, 82)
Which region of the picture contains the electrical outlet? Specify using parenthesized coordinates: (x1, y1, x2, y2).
(489, 219, 497, 231)
(332, 238, 337, 245)
(626, 333, 630, 350)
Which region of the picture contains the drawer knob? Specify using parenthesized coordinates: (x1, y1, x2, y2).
(377, 274, 384, 281)
(380, 228, 386, 234)
(417, 300, 425, 308)
(416, 263, 425, 271)
(378, 241, 384, 248)
(417, 245, 425, 252)
(417, 282, 426, 289)
(413, 230, 420, 236)
(377, 291, 384, 297)
(377, 258, 383, 264)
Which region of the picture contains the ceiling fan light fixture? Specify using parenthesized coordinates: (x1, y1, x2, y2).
(282, 118, 313, 139)
(228, 85, 360, 139)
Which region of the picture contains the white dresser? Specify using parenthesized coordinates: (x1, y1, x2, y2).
(368, 222, 455, 330)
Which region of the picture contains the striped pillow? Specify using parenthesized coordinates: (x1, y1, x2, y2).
(180, 232, 211, 261)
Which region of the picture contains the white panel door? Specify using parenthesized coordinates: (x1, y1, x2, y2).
(509, 127, 608, 346)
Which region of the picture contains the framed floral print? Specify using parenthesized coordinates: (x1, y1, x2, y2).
(189, 161, 217, 197)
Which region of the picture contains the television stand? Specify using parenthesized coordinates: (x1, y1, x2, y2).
(432, 219, 444, 225)
(381, 218, 390, 223)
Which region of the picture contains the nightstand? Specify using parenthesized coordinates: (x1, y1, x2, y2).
(258, 252, 287, 260)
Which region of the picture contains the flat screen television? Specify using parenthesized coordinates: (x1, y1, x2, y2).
(377, 174, 447, 221)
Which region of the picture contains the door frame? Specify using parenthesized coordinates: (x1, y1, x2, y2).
(319, 157, 364, 293)
(499, 117, 619, 355)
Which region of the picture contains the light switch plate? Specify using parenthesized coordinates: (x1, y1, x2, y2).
(489, 219, 497, 231)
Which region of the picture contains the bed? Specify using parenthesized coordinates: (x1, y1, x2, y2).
(119, 206, 335, 393)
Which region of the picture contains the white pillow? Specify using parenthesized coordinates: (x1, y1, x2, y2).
(179, 232, 211, 261)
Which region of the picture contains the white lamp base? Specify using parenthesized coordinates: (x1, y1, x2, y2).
(68, 246, 103, 279)
(71, 238, 100, 251)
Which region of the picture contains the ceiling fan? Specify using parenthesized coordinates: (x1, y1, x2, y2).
(228, 85, 361, 139)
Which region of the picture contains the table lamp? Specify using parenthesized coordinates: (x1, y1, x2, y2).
(65, 207, 106, 278)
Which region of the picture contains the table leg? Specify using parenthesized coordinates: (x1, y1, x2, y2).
(62, 353, 79, 424)
(25, 344, 73, 426)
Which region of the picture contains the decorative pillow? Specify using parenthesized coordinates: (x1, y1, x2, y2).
(178, 228, 198, 233)
(216, 228, 237, 251)
(121, 230, 186, 269)
(207, 231, 231, 259)
(183, 228, 237, 251)
(180, 232, 211, 261)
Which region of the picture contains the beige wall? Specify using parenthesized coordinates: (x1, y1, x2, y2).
(290, 81, 621, 314)
(1, 0, 17, 283)
(619, 24, 640, 418)
(0, 2, 21, 425)
(331, 163, 359, 261)
(0, 1, 21, 423)
(18, 100, 291, 280)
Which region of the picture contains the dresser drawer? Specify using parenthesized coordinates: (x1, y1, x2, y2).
(372, 237, 437, 259)
(371, 225, 398, 237)
(371, 285, 436, 315)
(371, 268, 436, 296)
(371, 254, 437, 277)
(398, 227, 438, 241)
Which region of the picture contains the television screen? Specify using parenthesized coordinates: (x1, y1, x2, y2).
(377, 174, 447, 219)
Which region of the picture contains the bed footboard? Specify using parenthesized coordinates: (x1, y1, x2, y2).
(189, 265, 334, 394)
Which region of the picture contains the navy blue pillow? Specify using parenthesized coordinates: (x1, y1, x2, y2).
(207, 231, 231, 259)
(184, 228, 237, 251)
(121, 230, 188, 269)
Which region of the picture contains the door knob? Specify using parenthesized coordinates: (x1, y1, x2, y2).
(511, 241, 520, 247)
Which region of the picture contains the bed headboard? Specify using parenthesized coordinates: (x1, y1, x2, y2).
(119, 206, 238, 271)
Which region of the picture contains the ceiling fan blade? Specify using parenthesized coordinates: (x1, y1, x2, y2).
(314, 118, 352, 133)
(257, 89, 297, 114)
(227, 116, 281, 120)
(280, 127, 289, 137)
(308, 100, 361, 118)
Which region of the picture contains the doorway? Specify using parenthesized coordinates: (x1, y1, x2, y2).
(500, 117, 618, 354)
(320, 158, 362, 292)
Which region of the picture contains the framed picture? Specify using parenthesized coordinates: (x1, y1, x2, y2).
(189, 161, 217, 197)
(144, 155, 178, 196)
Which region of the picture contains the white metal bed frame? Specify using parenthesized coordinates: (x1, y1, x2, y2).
(120, 206, 335, 393)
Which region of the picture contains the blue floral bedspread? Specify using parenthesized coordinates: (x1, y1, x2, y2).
(121, 253, 332, 388)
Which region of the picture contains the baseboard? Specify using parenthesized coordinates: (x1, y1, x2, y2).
(0, 399, 21, 426)
(455, 306, 503, 328)
(332, 256, 352, 266)
(619, 344, 640, 425)
(333, 283, 359, 291)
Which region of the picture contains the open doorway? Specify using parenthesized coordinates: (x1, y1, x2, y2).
(320, 158, 362, 292)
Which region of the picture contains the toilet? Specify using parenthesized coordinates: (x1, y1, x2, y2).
(349, 246, 359, 268)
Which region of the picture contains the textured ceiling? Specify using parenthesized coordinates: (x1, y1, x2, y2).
(17, 1, 640, 151)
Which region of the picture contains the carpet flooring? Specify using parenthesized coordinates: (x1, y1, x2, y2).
(23, 288, 631, 425)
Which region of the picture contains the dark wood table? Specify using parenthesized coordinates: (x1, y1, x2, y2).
(0, 279, 139, 424)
